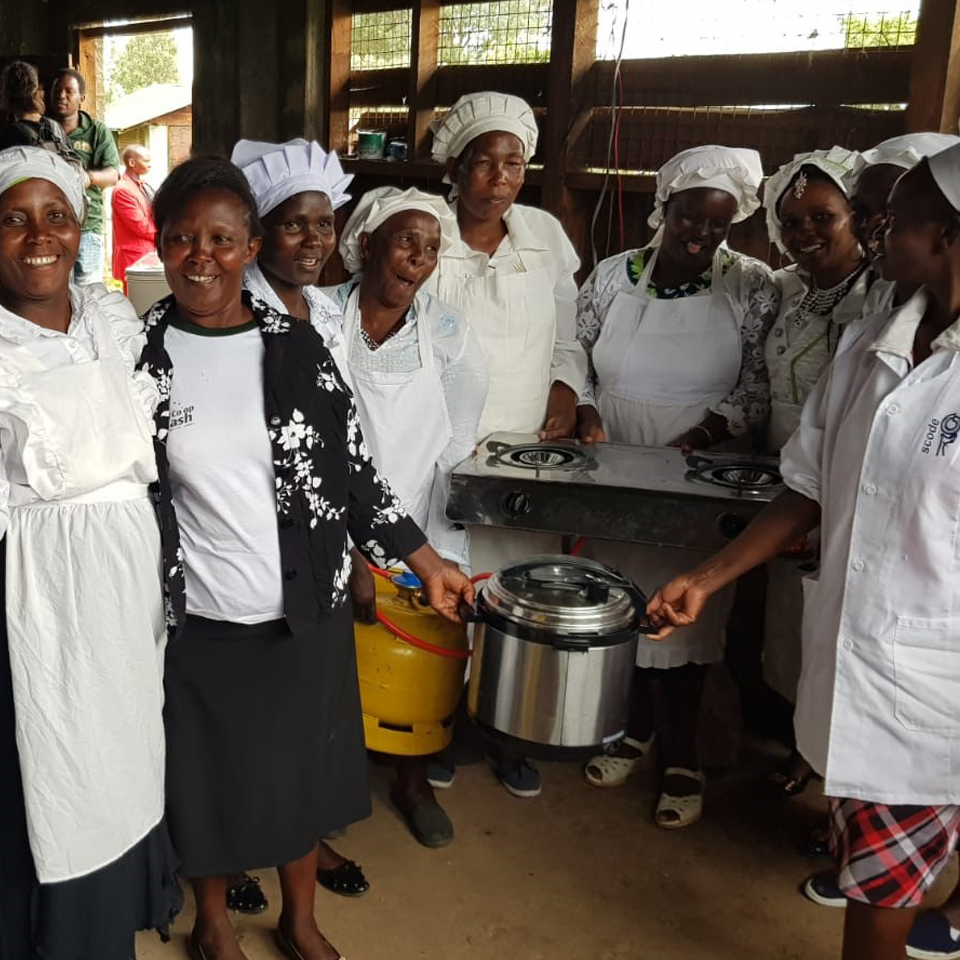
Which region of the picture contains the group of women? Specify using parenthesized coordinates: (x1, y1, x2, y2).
(0, 80, 958, 960)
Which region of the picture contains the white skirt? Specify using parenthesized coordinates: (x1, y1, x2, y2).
(6, 493, 167, 882)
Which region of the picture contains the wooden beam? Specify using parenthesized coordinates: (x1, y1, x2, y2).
(327, 0, 353, 153)
(597, 48, 912, 109)
(907, 0, 960, 131)
(435, 62, 549, 107)
(407, 0, 440, 159)
(303, 0, 327, 141)
(542, 0, 599, 258)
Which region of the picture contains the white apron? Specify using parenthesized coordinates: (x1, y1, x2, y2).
(343, 291, 452, 531)
(437, 246, 562, 573)
(587, 247, 741, 668)
(5, 311, 166, 882)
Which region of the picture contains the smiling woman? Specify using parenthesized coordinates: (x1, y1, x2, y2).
(325, 185, 488, 847)
(0, 145, 182, 960)
(142, 158, 475, 960)
(574, 144, 780, 830)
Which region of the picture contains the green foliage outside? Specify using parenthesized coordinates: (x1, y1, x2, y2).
(438, 0, 552, 66)
(842, 12, 917, 49)
(107, 32, 180, 102)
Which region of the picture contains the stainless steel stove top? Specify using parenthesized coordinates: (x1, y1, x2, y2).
(447, 433, 785, 552)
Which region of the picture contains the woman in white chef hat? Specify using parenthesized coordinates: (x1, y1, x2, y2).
(575, 144, 780, 828)
(326, 186, 488, 847)
(428, 93, 586, 800)
(848, 132, 960, 314)
(232, 138, 376, 902)
(0, 146, 182, 959)
(759, 148, 872, 802)
(648, 141, 960, 960)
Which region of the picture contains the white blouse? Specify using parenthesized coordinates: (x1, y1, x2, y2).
(428, 202, 586, 396)
(0, 284, 157, 536)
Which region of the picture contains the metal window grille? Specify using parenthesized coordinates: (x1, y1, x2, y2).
(596, 2, 920, 59)
(350, 10, 413, 71)
(438, 0, 553, 66)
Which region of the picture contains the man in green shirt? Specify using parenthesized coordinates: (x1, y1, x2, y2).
(49, 68, 120, 285)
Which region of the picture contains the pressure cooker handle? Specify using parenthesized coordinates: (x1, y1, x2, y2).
(457, 600, 484, 624)
(607, 571, 658, 636)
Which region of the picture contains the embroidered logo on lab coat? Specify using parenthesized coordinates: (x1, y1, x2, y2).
(922, 413, 960, 456)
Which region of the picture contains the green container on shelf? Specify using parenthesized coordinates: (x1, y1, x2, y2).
(357, 130, 386, 160)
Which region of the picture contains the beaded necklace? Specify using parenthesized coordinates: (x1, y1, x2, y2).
(793, 263, 866, 326)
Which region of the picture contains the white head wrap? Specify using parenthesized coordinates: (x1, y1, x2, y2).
(430, 92, 538, 197)
(0, 145, 86, 221)
(648, 145, 763, 232)
(928, 142, 960, 213)
(849, 133, 960, 188)
(231, 138, 353, 217)
(763, 146, 859, 252)
(339, 186, 457, 275)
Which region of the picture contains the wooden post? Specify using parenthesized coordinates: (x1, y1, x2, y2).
(407, 0, 440, 160)
(542, 0, 599, 265)
(326, 0, 353, 153)
(907, 0, 960, 132)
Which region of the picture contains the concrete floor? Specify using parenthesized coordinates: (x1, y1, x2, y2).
(137, 745, 850, 960)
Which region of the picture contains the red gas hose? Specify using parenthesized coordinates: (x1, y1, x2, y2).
(375, 611, 472, 660)
(365, 563, 473, 659)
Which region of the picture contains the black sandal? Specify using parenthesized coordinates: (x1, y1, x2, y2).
(226, 873, 268, 914)
(316, 859, 370, 897)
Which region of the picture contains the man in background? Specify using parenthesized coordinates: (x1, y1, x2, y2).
(111, 144, 156, 293)
(49, 67, 120, 285)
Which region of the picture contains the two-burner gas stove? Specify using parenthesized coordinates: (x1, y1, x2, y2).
(447, 432, 784, 553)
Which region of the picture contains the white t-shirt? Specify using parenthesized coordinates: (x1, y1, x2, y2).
(165, 318, 285, 623)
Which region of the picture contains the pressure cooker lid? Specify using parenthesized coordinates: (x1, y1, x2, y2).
(482, 555, 639, 636)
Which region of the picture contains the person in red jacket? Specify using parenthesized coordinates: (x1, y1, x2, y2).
(111, 145, 155, 292)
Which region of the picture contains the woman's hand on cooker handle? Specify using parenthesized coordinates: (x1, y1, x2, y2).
(576, 404, 607, 444)
(539, 382, 578, 441)
(404, 543, 476, 624)
(646, 572, 714, 641)
(348, 548, 378, 624)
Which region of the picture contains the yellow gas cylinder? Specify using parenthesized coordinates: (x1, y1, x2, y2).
(355, 570, 469, 756)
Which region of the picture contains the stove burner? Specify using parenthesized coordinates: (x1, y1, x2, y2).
(687, 460, 782, 493)
(493, 443, 589, 471)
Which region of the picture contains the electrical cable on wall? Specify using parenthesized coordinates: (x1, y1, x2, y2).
(589, 0, 630, 269)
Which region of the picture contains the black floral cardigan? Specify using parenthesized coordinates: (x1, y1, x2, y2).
(138, 293, 426, 635)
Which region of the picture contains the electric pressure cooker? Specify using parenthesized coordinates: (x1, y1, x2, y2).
(464, 555, 654, 759)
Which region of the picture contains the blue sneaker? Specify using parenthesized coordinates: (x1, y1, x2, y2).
(801, 871, 847, 908)
(426, 761, 455, 789)
(496, 758, 541, 798)
(907, 911, 960, 959)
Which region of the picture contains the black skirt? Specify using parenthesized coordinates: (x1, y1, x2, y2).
(0, 543, 182, 960)
(164, 602, 370, 877)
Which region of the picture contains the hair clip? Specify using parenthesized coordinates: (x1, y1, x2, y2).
(792, 172, 808, 199)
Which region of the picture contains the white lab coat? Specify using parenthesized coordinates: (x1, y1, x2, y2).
(782, 289, 960, 803)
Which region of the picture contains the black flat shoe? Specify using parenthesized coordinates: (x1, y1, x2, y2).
(226, 873, 268, 914)
(391, 793, 454, 848)
(275, 926, 345, 960)
(316, 859, 370, 897)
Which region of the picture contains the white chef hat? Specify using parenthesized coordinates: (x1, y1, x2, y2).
(0, 145, 86, 221)
(339, 186, 458, 275)
(849, 132, 960, 188)
(764, 146, 859, 252)
(231, 138, 353, 217)
(648, 145, 763, 233)
(928, 141, 960, 213)
(431, 92, 538, 196)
